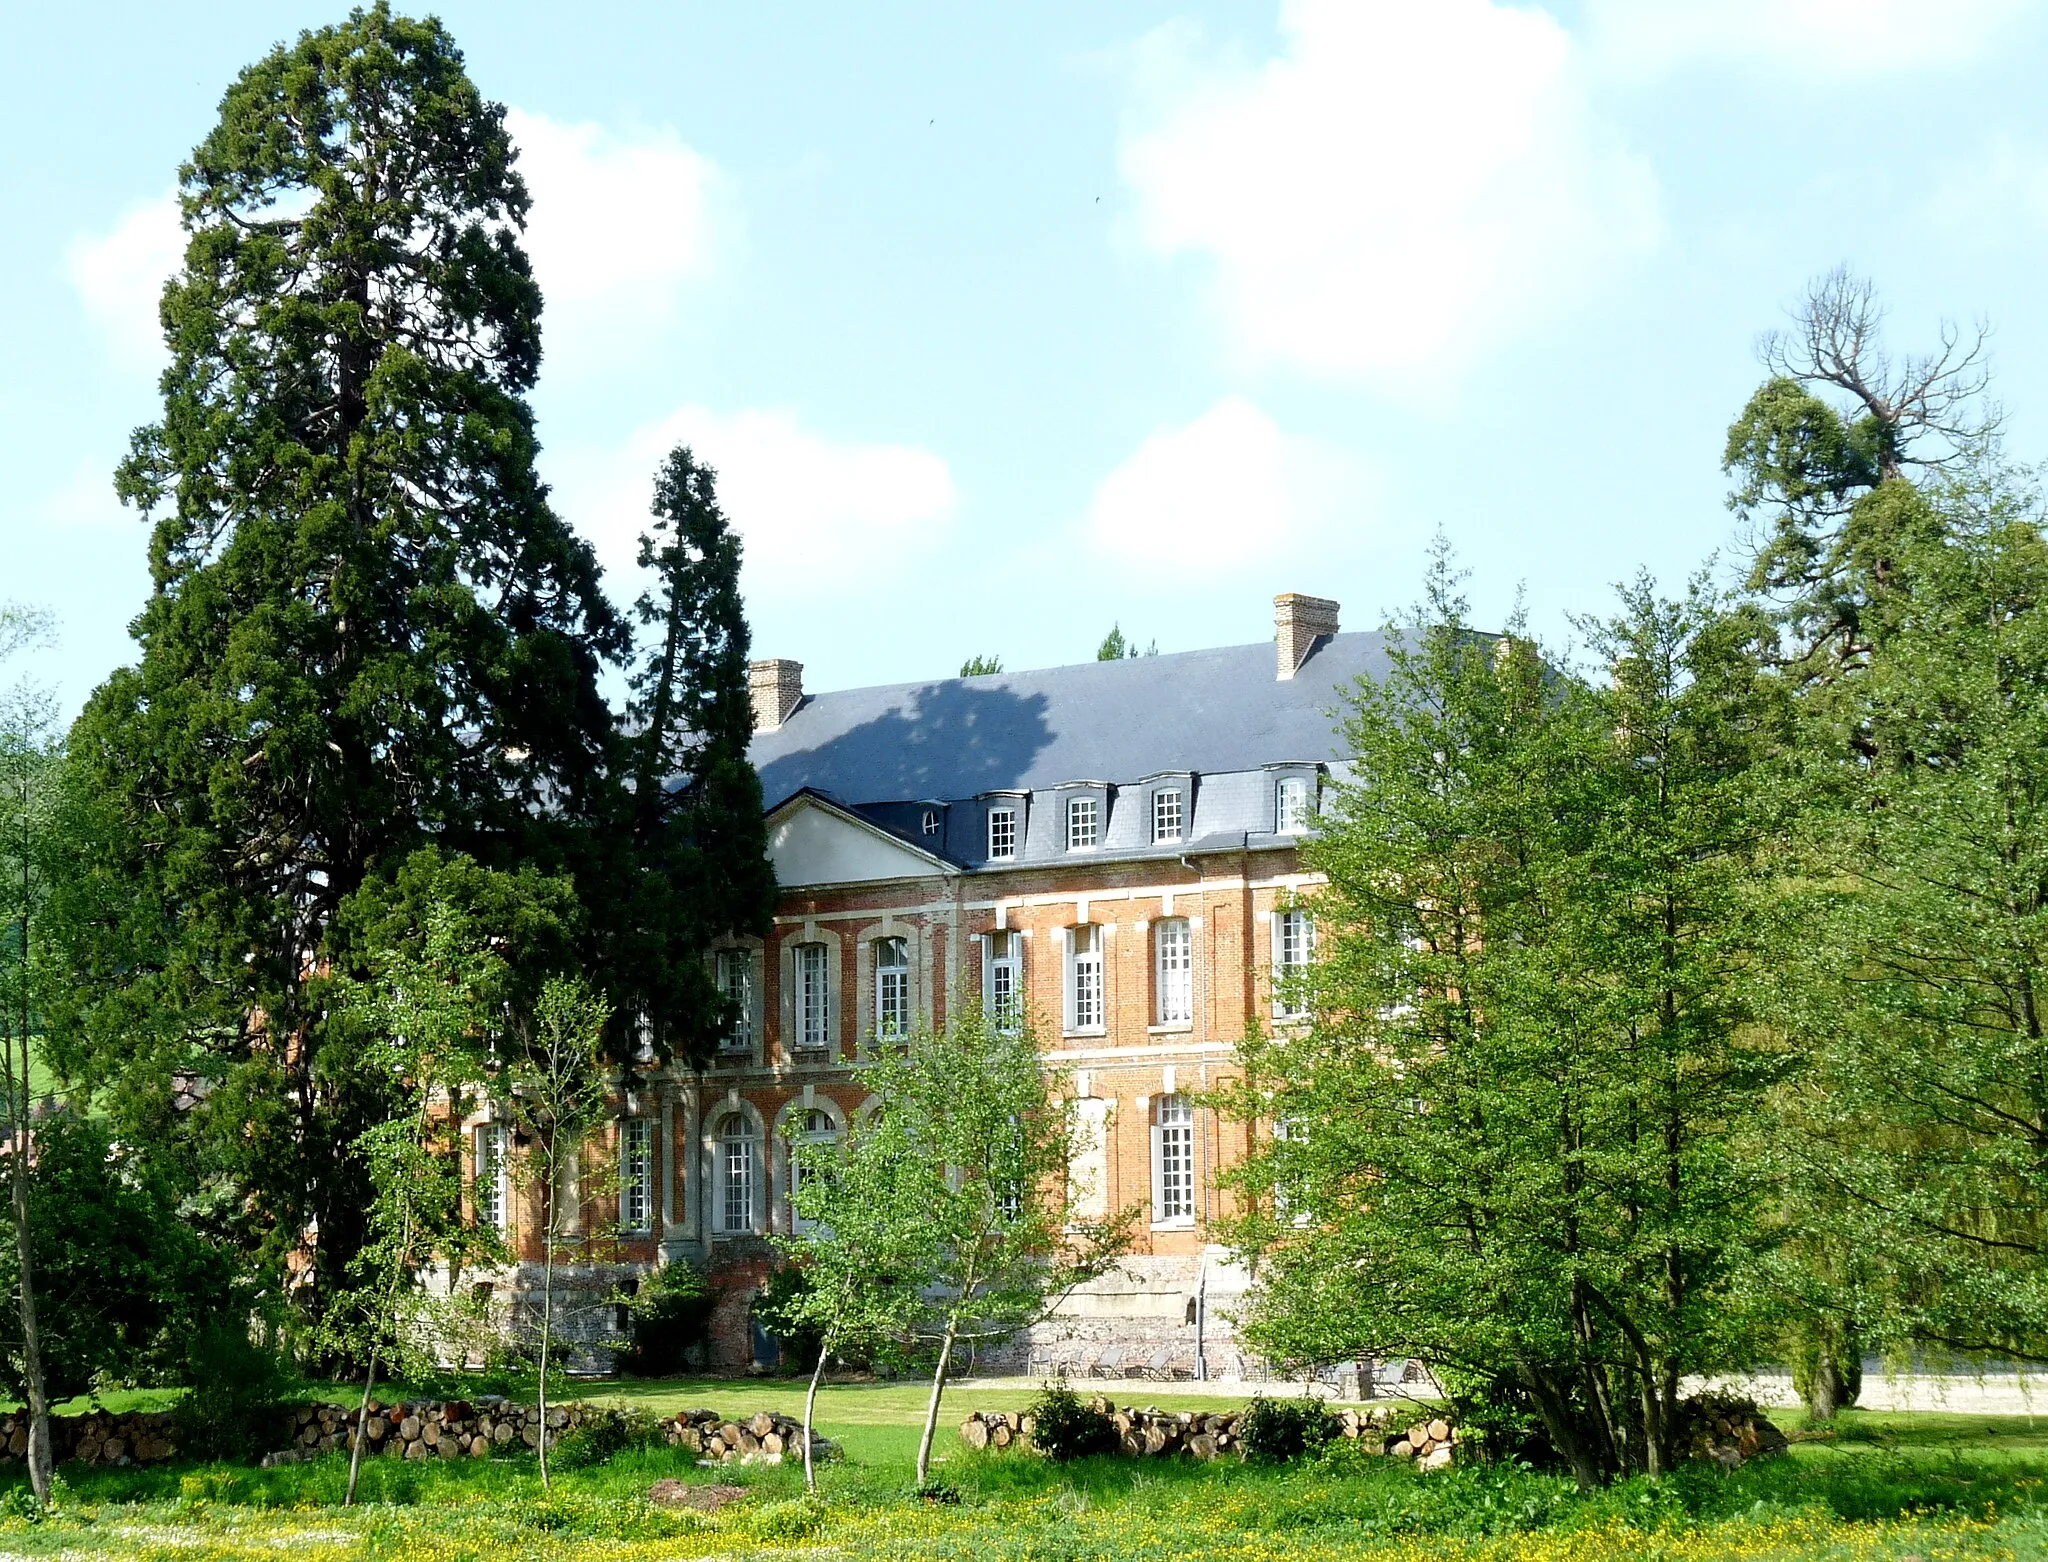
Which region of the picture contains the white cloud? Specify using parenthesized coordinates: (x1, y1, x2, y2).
(1585, 0, 2029, 77)
(1086, 398, 1367, 577)
(507, 108, 728, 376)
(65, 191, 182, 372)
(552, 406, 957, 601)
(1119, 0, 1659, 390)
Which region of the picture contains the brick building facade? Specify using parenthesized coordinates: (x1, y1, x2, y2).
(460, 593, 1388, 1377)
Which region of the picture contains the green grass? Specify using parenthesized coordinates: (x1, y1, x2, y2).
(0, 1380, 2042, 1559)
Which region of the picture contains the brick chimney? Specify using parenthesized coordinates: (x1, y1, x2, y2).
(1274, 594, 1340, 680)
(749, 659, 804, 731)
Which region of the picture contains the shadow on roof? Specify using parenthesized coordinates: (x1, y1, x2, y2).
(756, 680, 1056, 807)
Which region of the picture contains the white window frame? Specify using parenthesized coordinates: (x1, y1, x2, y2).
(1065, 924, 1104, 1033)
(986, 929, 1022, 1034)
(1066, 796, 1098, 851)
(1273, 907, 1316, 1019)
(874, 936, 910, 1039)
(717, 1112, 757, 1234)
(474, 1123, 509, 1236)
(922, 808, 940, 837)
(1152, 787, 1183, 844)
(1276, 775, 1313, 834)
(716, 947, 755, 1053)
(1155, 917, 1193, 1026)
(619, 1117, 653, 1234)
(796, 941, 831, 1053)
(1152, 1095, 1196, 1225)
(987, 806, 1016, 861)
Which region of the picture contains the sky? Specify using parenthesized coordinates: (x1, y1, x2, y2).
(8, 0, 2048, 715)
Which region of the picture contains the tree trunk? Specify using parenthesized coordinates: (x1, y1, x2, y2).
(801, 1331, 832, 1495)
(914, 1319, 959, 1489)
(344, 1346, 379, 1507)
(10, 1095, 49, 1507)
(537, 1220, 555, 1491)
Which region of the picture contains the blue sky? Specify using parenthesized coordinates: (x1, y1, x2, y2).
(8, 0, 2048, 714)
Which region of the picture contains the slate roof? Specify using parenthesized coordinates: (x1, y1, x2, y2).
(749, 630, 1389, 826)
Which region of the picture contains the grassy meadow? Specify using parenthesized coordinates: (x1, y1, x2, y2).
(0, 1380, 2042, 1559)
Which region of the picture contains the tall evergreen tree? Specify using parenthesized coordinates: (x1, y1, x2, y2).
(49, 5, 623, 1308)
(591, 445, 775, 1065)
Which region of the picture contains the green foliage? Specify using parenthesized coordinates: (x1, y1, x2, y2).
(1217, 542, 1790, 1485)
(613, 445, 777, 1067)
(1095, 625, 1157, 660)
(1770, 451, 2048, 1360)
(0, 1113, 241, 1403)
(47, 1, 627, 1311)
(755, 1264, 826, 1374)
(959, 654, 1003, 677)
(614, 1263, 714, 1378)
(172, 1323, 296, 1464)
(1021, 1380, 1117, 1461)
(1237, 1395, 1336, 1464)
(548, 1406, 665, 1471)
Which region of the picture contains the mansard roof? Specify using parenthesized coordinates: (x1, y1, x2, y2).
(748, 630, 1390, 815)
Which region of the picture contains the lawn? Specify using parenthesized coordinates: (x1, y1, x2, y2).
(0, 1380, 2042, 1560)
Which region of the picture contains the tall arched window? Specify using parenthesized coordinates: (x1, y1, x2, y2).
(874, 937, 910, 1039)
(716, 1112, 757, 1234)
(474, 1123, 509, 1235)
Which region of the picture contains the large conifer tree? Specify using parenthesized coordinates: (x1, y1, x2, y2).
(53, 5, 628, 1304)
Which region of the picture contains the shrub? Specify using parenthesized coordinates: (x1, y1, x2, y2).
(754, 1264, 825, 1374)
(173, 1321, 297, 1463)
(1443, 1376, 1556, 1468)
(614, 1262, 714, 1377)
(1023, 1379, 1118, 1462)
(1237, 1394, 1336, 1464)
(549, 1407, 667, 1471)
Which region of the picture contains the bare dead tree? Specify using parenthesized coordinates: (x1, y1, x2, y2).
(1758, 266, 1996, 479)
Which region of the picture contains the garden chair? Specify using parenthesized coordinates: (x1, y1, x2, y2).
(1138, 1346, 1177, 1380)
(1093, 1346, 1127, 1377)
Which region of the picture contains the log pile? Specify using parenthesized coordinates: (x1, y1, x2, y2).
(665, 1407, 838, 1466)
(961, 1399, 1464, 1468)
(1676, 1394, 1788, 1470)
(1360, 1411, 1458, 1470)
(0, 1409, 179, 1467)
(263, 1397, 584, 1465)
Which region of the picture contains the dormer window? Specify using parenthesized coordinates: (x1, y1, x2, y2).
(921, 809, 940, 837)
(1152, 787, 1183, 844)
(1276, 775, 1314, 834)
(1067, 796, 1099, 850)
(988, 806, 1016, 861)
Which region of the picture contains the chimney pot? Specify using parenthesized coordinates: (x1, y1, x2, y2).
(749, 658, 804, 731)
(1274, 593, 1340, 680)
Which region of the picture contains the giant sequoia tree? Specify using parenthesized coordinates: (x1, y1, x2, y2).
(49, 6, 652, 1307)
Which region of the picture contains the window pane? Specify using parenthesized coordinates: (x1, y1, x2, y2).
(876, 937, 909, 1037)
(1153, 788, 1182, 843)
(988, 929, 1021, 1033)
(1067, 797, 1098, 850)
(620, 1119, 652, 1232)
(1069, 924, 1103, 1030)
(1156, 918, 1192, 1024)
(988, 808, 1016, 860)
(1277, 777, 1312, 833)
(719, 1114, 756, 1233)
(1157, 1095, 1194, 1222)
(798, 943, 830, 1050)
(717, 949, 754, 1050)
